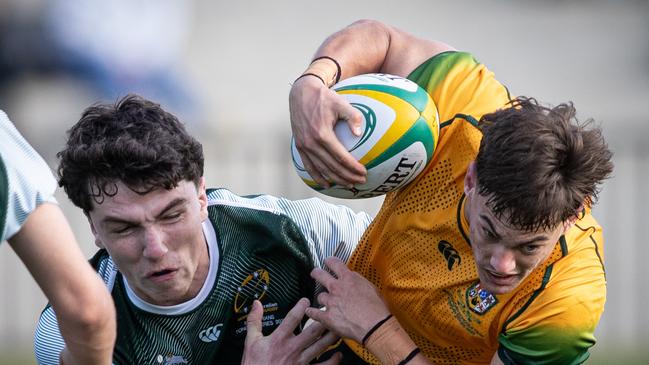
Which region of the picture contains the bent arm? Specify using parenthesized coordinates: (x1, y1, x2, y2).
(313, 19, 454, 79)
(10, 203, 115, 365)
(289, 20, 453, 187)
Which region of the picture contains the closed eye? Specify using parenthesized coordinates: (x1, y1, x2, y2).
(522, 245, 540, 255)
(162, 211, 183, 222)
(113, 225, 135, 234)
(483, 227, 497, 240)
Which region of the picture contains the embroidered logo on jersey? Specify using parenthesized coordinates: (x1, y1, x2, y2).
(438, 240, 461, 270)
(445, 288, 483, 337)
(198, 323, 223, 343)
(155, 354, 188, 365)
(466, 281, 498, 314)
(234, 269, 270, 314)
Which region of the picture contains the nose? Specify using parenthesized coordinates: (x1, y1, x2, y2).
(142, 226, 168, 259)
(490, 246, 516, 274)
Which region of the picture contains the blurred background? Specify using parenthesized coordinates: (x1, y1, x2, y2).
(1, 0, 647, 363)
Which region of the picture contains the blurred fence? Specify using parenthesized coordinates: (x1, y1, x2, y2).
(1, 124, 648, 363)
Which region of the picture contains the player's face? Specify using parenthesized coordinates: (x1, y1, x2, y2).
(88, 179, 209, 306)
(464, 191, 565, 295)
(463, 163, 568, 295)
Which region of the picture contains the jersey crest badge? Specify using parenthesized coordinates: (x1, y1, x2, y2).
(466, 281, 498, 314)
(234, 268, 270, 314)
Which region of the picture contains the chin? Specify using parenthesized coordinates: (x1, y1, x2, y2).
(477, 272, 521, 295)
(484, 283, 518, 295)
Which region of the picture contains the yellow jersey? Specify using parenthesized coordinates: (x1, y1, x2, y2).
(346, 52, 606, 365)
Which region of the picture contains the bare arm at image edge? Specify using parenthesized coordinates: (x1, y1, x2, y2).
(289, 19, 454, 187)
(9, 203, 116, 365)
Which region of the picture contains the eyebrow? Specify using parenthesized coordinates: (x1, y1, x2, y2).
(479, 214, 548, 246)
(101, 197, 188, 227)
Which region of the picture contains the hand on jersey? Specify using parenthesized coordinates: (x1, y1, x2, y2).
(242, 298, 341, 365)
(289, 75, 367, 188)
(306, 256, 391, 343)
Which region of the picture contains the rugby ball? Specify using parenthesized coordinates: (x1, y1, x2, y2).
(291, 73, 439, 199)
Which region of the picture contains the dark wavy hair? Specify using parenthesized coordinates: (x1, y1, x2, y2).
(475, 97, 613, 231)
(58, 94, 204, 212)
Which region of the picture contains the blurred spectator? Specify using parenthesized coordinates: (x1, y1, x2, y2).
(0, 0, 199, 123)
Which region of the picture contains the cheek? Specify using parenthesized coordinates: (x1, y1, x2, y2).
(104, 239, 140, 261)
(516, 251, 548, 272)
(470, 240, 490, 264)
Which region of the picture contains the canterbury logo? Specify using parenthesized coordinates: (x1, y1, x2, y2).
(198, 324, 223, 343)
(438, 240, 461, 270)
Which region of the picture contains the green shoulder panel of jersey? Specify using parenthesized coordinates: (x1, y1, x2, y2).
(407, 51, 480, 92)
(498, 325, 593, 365)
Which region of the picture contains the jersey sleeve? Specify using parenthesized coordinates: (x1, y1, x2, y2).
(407, 51, 511, 124)
(497, 232, 606, 365)
(0, 110, 58, 242)
(206, 189, 372, 268)
(34, 305, 66, 365)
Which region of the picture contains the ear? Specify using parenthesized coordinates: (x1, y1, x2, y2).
(464, 161, 478, 196)
(197, 177, 208, 222)
(86, 214, 105, 249)
(562, 204, 585, 233)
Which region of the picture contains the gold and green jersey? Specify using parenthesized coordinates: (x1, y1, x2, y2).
(35, 188, 371, 365)
(346, 52, 606, 365)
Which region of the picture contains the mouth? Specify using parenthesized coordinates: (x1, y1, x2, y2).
(484, 269, 519, 286)
(147, 268, 178, 282)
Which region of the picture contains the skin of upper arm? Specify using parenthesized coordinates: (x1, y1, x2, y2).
(379, 23, 456, 77)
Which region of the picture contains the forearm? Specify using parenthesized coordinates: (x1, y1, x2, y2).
(56, 281, 115, 365)
(363, 316, 431, 365)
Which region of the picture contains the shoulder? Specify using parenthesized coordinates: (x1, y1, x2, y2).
(88, 249, 119, 290)
(498, 223, 606, 365)
(206, 188, 371, 224)
(407, 51, 511, 125)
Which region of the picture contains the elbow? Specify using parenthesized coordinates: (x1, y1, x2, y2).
(54, 286, 116, 341)
(348, 19, 388, 31)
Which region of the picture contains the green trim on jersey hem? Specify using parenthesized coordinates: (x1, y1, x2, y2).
(589, 235, 606, 278)
(0, 155, 8, 241)
(440, 113, 480, 129)
(456, 194, 471, 247)
(559, 236, 568, 256)
(500, 264, 554, 332)
(573, 223, 606, 277)
(497, 346, 517, 365)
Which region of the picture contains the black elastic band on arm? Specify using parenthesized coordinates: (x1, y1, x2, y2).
(312, 56, 341, 84)
(295, 72, 326, 85)
(397, 348, 421, 365)
(362, 314, 393, 347)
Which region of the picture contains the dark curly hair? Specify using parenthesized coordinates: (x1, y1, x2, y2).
(58, 94, 204, 212)
(475, 97, 613, 231)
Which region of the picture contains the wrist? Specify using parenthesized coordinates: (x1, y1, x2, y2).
(363, 316, 419, 365)
(296, 56, 341, 87)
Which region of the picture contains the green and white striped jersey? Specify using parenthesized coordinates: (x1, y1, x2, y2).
(0, 110, 58, 243)
(35, 188, 371, 365)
